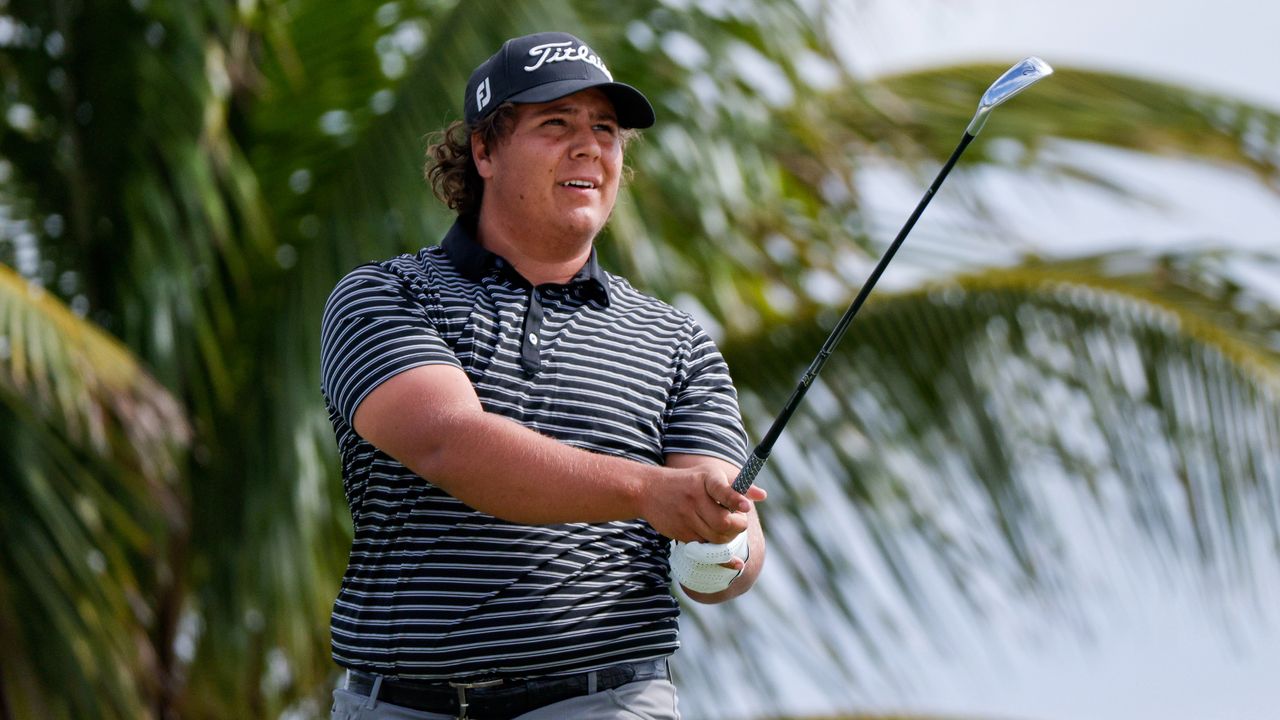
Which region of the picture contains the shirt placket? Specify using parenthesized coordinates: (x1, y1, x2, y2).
(520, 286, 545, 376)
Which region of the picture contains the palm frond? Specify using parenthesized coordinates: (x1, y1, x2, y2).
(674, 246, 1280, 718)
(0, 262, 189, 719)
(0, 262, 190, 479)
(617, 58, 1280, 330)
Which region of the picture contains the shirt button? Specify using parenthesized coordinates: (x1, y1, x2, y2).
(528, 332, 539, 346)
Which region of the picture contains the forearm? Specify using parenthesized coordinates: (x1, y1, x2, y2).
(353, 365, 752, 541)
(402, 406, 655, 524)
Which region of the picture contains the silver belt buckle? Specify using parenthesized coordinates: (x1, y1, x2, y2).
(447, 678, 502, 720)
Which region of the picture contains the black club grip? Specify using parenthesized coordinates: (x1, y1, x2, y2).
(732, 452, 767, 494)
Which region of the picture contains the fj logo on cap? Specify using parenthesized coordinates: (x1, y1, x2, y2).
(524, 41, 613, 81)
(476, 77, 492, 111)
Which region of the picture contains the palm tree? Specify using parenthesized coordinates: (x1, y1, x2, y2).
(1, 1, 1277, 718)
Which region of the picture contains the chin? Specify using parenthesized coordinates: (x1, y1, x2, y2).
(562, 212, 610, 240)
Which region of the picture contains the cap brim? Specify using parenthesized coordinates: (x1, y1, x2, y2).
(507, 79, 655, 129)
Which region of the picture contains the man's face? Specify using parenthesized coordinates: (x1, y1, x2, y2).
(474, 89, 623, 245)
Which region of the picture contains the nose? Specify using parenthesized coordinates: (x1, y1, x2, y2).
(567, 121, 601, 160)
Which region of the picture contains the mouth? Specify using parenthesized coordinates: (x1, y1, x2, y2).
(559, 179, 598, 190)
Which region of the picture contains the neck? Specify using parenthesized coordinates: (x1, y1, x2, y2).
(476, 212, 594, 286)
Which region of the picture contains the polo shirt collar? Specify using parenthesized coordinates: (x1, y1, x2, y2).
(442, 219, 611, 304)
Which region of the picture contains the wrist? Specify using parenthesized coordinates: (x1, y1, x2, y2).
(607, 454, 657, 522)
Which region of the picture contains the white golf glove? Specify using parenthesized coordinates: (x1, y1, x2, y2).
(670, 531, 750, 594)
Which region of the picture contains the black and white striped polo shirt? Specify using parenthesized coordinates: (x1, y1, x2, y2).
(319, 220, 747, 679)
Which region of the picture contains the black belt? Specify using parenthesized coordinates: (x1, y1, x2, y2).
(346, 658, 668, 720)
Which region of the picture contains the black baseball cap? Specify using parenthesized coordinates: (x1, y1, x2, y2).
(464, 32, 655, 129)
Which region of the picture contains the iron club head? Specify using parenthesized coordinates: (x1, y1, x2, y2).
(966, 56, 1054, 136)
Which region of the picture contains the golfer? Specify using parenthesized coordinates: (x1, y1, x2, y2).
(320, 31, 766, 720)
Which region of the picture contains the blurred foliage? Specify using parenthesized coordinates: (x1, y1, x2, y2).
(1, 0, 1278, 718)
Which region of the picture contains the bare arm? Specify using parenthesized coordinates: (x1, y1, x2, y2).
(666, 453, 767, 604)
(352, 364, 754, 543)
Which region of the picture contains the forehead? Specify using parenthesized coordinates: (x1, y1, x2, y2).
(516, 88, 618, 119)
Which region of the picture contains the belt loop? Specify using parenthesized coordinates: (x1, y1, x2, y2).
(455, 686, 470, 720)
(587, 670, 599, 695)
(364, 675, 383, 709)
(344, 669, 351, 691)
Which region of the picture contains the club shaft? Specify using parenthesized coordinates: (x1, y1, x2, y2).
(732, 131, 977, 493)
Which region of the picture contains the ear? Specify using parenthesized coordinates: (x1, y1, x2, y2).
(472, 131, 495, 180)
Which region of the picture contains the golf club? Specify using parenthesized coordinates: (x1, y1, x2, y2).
(730, 56, 1054, 494)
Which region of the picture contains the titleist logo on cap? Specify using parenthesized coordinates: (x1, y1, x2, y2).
(524, 41, 613, 81)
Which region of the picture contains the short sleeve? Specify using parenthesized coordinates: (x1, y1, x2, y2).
(662, 323, 749, 466)
(319, 261, 463, 424)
